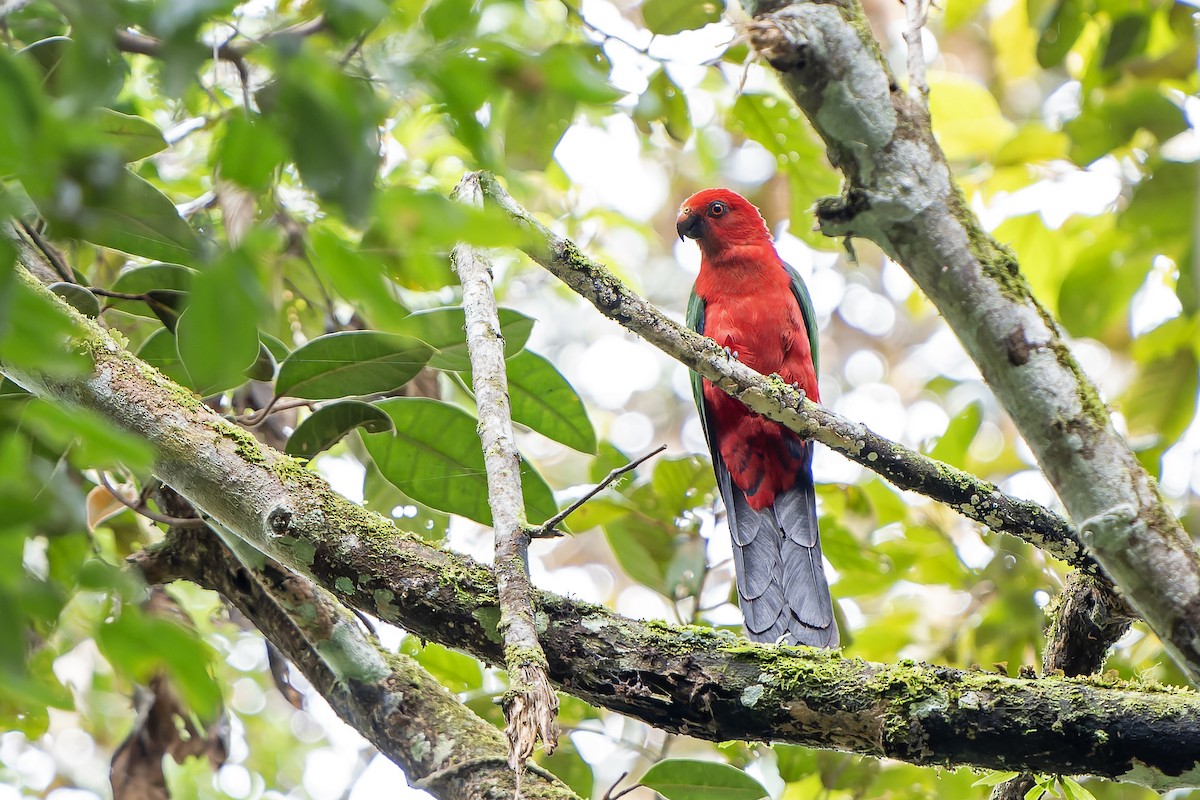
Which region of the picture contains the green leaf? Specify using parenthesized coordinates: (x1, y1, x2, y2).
(21, 398, 155, 471)
(640, 759, 769, 800)
(1035, 0, 1087, 68)
(1059, 776, 1099, 800)
(48, 282, 100, 317)
(604, 512, 676, 592)
(216, 114, 287, 192)
(972, 770, 1021, 787)
(363, 397, 557, 526)
(929, 402, 982, 465)
(276, 331, 434, 400)
(266, 50, 383, 223)
(96, 109, 166, 162)
(286, 400, 395, 460)
(641, 0, 724, 35)
(56, 169, 200, 264)
(96, 606, 223, 723)
(927, 71, 1016, 162)
(1120, 348, 1199, 457)
(468, 350, 595, 454)
(728, 93, 838, 249)
(396, 306, 534, 370)
(175, 251, 263, 393)
(634, 69, 692, 143)
(422, 0, 478, 41)
(403, 640, 482, 692)
(109, 263, 195, 322)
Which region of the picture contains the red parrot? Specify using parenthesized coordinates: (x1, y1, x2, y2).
(677, 188, 837, 647)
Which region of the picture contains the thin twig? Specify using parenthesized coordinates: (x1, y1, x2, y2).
(20, 222, 73, 282)
(96, 472, 206, 528)
(602, 771, 638, 800)
(531, 444, 667, 538)
(902, 0, 930, 101)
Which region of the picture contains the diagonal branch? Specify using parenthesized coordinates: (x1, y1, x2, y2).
(474, 174, 1105, 580)
(739, 0, 1200, 684)
(130, 494, 579, 800)
(451, 173, 558, 775)
(4, 253, 1198, 790)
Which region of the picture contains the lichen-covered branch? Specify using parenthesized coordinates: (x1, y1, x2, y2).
(739, 0, 1200, 683)
(129, 496, 579, 800)
(475, 174, 1098, 578)
(451, 173, 558, 772)
(3, 261, 1199, 790)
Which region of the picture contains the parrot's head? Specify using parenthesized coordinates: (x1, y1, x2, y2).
(676, 189, 772, 254)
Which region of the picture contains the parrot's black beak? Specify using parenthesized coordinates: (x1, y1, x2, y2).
(676, 211, 702, 241)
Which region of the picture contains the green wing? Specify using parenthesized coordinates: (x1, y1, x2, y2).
(785, 263, 820, 376)
(686, 289, 717, 454)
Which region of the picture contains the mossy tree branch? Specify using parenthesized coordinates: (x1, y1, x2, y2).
(129, 493, 579, 800)
(3, 255, 1199, 790)
(738, 0, 1200, 683)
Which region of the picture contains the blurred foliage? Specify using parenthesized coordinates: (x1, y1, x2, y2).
(0, 0, 1197, 798)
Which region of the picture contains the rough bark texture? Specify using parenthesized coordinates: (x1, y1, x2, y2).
(476, 174, 1098, 578)
(452, 173, 558, 771)
(131, 495, 578, 800)
(740, 0, 1200, 683)
(2, 266, 1199, 789)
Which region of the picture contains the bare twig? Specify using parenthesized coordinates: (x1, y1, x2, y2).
(451, 173, 558, 787)
(902, 0, 930, 101)
(96, 472, 206, 528)
(532, 444, 667, 538)
(20, 222, 73, 282)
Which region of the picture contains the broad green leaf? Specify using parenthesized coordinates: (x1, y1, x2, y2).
(467, 350, 596, 454)
(266, 50, 383, 223)
(728, 94, 838, 249)
(401, 640, 482, 692)
(216, 114, 287, 192)
(651, 455, 714, 517)
(96, 109, 166, 162)
(641, 0, 724, 35)
(96, 606, 222, 723)
(929, 402, 982, 466)
(286, 400, 395, 460)
(927, 72, 1015, 162)
(0, 272, 90, 376)
(275, 331, 434, 400)
(0, 49, 50, 177)
(640, 759, 769, 800)
(54, 169, 201, 264)
(109, 262, 195, 322)
(422, 0, 478, 41)
(604, 513, 676, 592)
(175, 251, 262, 393)
(308, 227, 411, 330)
(972, 770, 1021, 787)
(21, 398, 155, 471)
(1035, 0, 1087, 68)
(48, 282, 100, 317)
(634, 69, 691, 143)
(1120, 348, 1199, 454)
(540, 44, 622, 106)
(363, 397, 557, 526)
(396, 306, 534, 370)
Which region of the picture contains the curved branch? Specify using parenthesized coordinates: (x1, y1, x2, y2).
(3, 260, 1198, 790)
(474, 174, 1101, 579)
(739, 0, 1200, 683)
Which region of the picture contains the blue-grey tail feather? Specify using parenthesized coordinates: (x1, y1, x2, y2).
(718, 444, 838, 648)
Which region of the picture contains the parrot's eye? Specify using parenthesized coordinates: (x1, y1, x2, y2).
(709, 201, 726, 217)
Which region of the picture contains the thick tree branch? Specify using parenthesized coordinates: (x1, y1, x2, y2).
(451, 174, 558, 772)
(739, 0, 1200, 683)
(3, 261, 1199, 789)
(130, 498, 579, 800)
(474, 174, 1103, 580)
